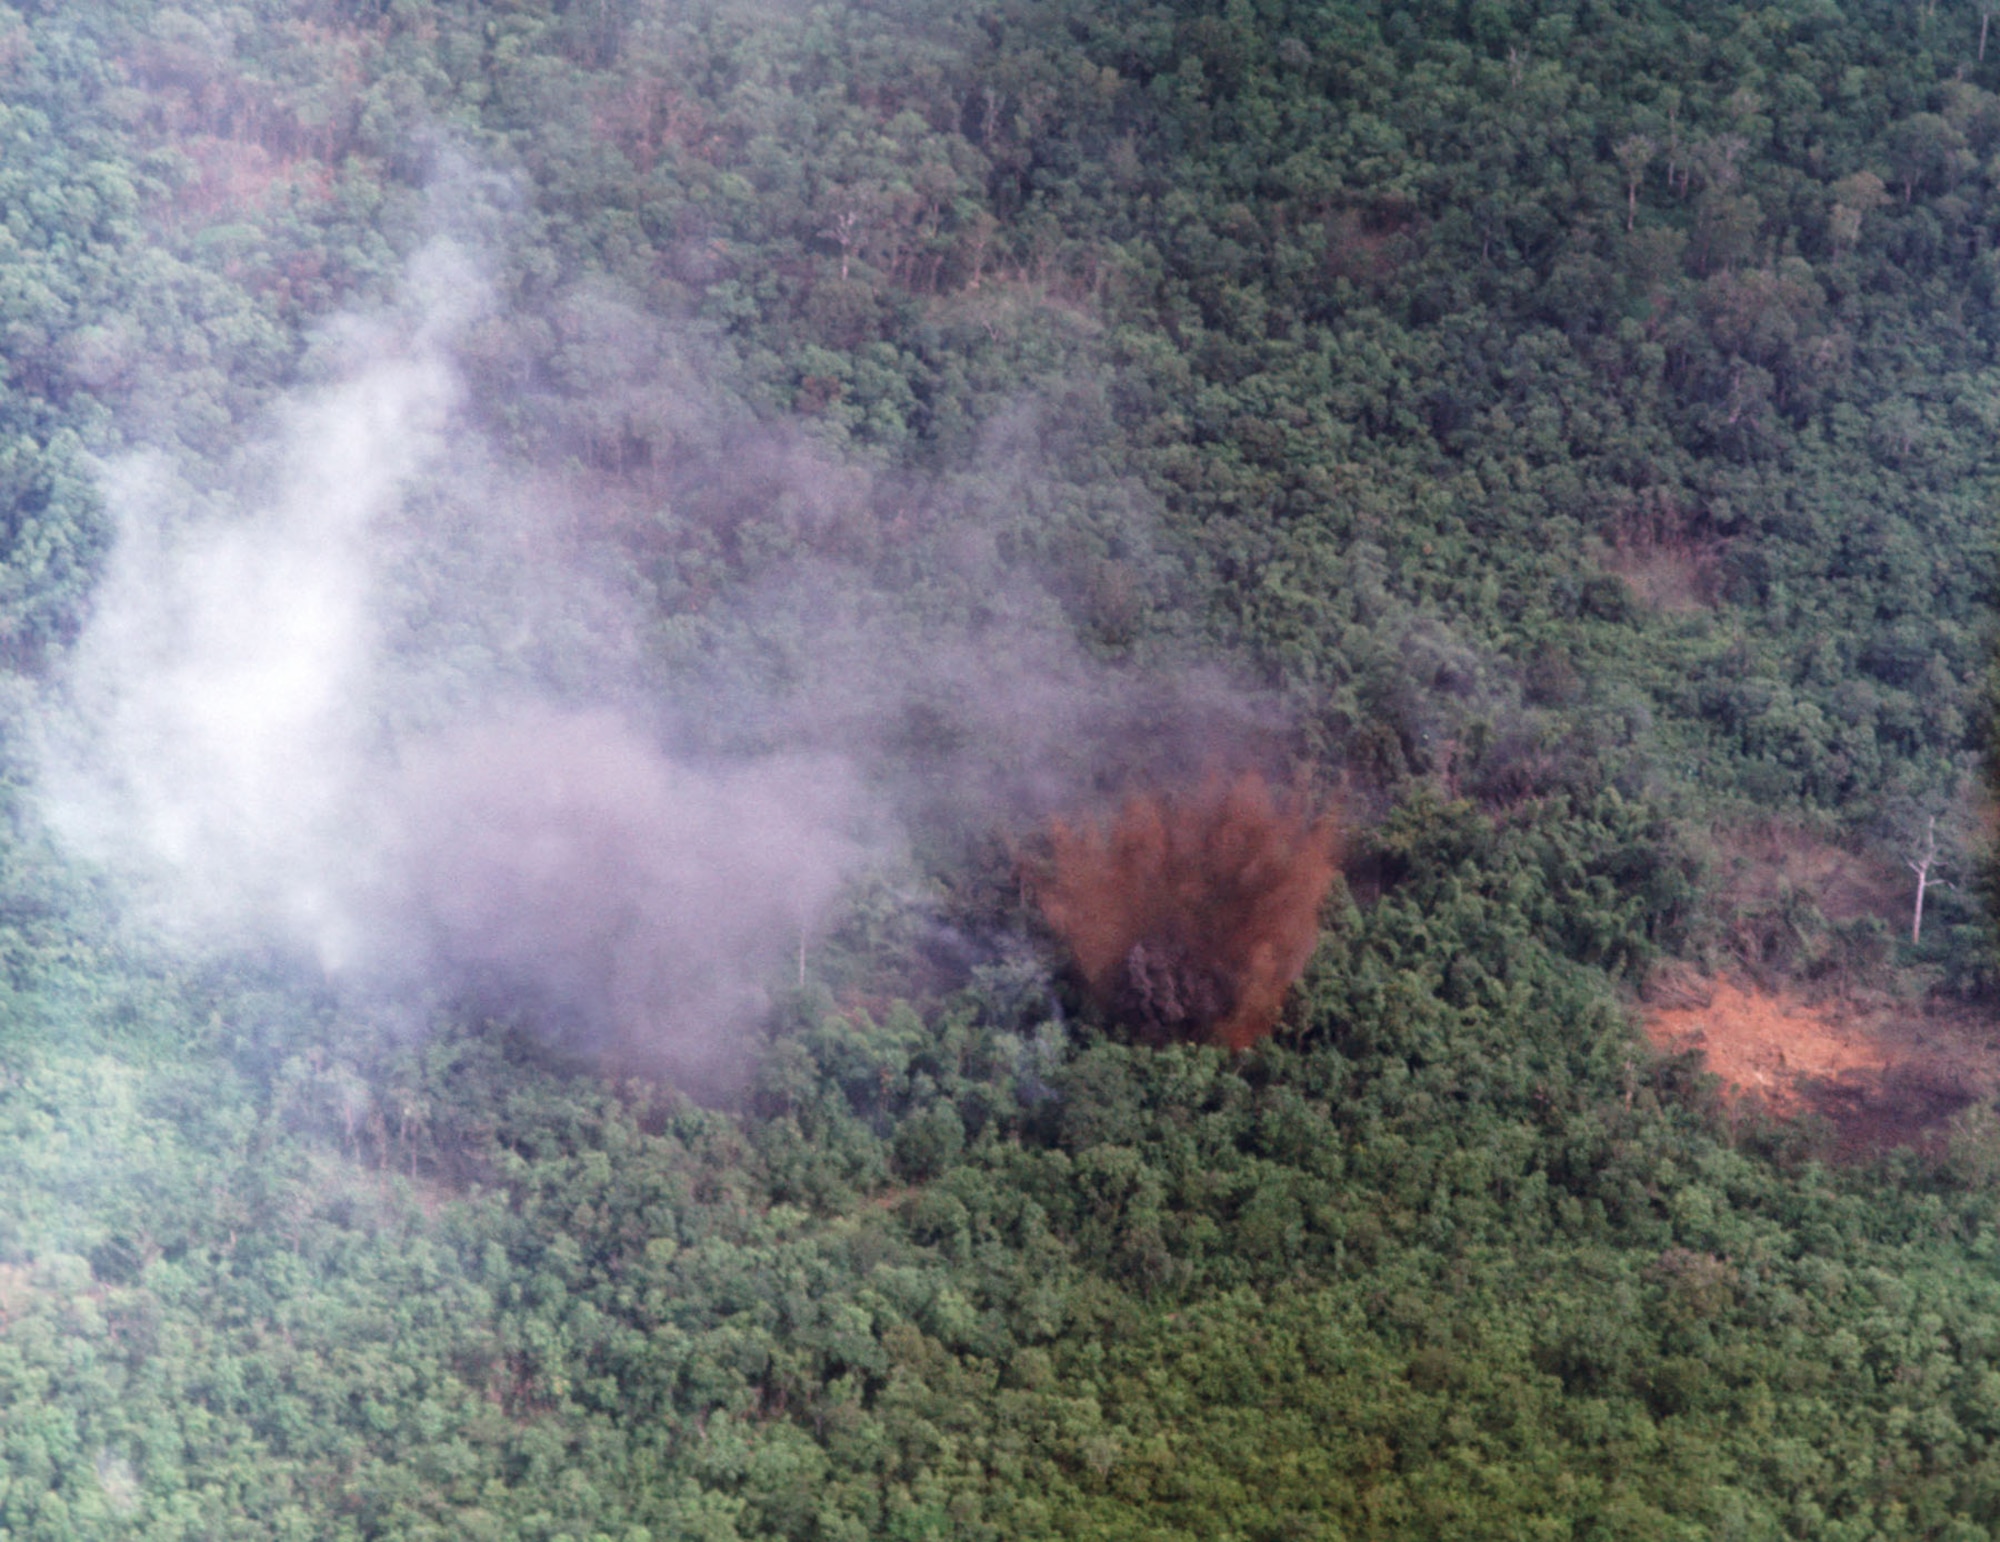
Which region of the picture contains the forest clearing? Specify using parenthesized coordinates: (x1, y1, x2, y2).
(1646, 978, 1998, 1153)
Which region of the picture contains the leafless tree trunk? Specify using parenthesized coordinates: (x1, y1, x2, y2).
(1909, 816, 1939, 943)
(823, 207, 863, 281)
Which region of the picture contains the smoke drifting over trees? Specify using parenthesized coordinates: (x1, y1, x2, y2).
(383, 708, 863, 1092)
(1032, 773, 1340, 1050)
(41, 240, 482, 969)
(35, 215, 1285, 1090)
(35, 236, 887, 1088)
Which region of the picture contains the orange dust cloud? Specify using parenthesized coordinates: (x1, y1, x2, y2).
(1030, 771, 1339, 1050)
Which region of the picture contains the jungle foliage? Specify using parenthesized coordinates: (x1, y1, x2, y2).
(1, 0, 2000, 1536)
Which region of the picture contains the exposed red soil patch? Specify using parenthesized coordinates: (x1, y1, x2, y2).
(1645, 977, 1998, 1154)
(1647, 982, 1892, 1109)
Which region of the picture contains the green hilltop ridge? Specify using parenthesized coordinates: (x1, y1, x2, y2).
(1, 0, 1999, 1536)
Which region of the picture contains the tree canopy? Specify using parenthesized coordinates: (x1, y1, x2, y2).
(0, 0, 1998, 1536)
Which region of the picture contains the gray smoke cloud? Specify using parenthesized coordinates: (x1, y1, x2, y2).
(37, 216, 1280, 1096)
(46, 241, 478, 968)
(38, 238, 881, 1094)
(383, 707, 862, 1089)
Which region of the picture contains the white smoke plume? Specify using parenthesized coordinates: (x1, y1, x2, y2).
(38, 200, 1285, 1097)
(48, 242, 475, 965)
(40, 239, 876, 1094)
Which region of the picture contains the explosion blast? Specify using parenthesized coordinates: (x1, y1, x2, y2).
(1031, 771, 1340, 1050)
(41, 224, 1290, 1094)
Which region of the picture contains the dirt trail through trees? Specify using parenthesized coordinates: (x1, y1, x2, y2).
(1645, 980, 1999, 1152)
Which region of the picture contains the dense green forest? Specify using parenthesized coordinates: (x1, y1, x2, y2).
(3, 0, 2000, 1536)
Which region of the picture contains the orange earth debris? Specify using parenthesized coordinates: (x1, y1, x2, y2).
(1031, 771, 1339, 1051)
(1644, 982, 1891, 1114)
(1644, 979, 1997, 1152)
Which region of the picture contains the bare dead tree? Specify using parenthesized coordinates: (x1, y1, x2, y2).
(1909, 815, 1939, 943)
(822, 206, 863, 281)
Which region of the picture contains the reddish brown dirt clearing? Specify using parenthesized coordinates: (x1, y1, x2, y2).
(1645, 980, 1999, 1154)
